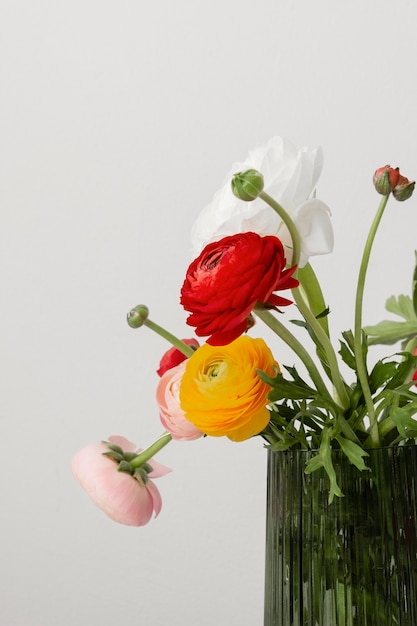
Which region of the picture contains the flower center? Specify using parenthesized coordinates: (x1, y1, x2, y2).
(205, 360, 227, 380)
(202, 250, 223, 271)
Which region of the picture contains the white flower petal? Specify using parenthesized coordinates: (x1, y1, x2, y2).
(190, 136, 332, 266)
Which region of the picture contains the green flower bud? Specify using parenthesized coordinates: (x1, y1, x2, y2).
(127, 304, 149, 328)
(393, 178, 415, 202)
(231, 169, 264, 201)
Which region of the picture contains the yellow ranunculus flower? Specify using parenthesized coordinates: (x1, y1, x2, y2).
(179, 336, 278, 442)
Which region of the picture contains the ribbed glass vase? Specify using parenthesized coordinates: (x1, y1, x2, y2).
(264, 445, 417, 626)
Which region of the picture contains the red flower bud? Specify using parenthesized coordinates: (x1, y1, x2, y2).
(373, 165, 400, 195)
(392, 174, 415, 202)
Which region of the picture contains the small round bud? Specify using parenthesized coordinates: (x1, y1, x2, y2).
(392, 176, 415, 202)
(231, 169, 264, 201)
(373, 165, 400, 195)
(127, 304, 149, 328)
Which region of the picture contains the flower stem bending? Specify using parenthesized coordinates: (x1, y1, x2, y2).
(259, 191, 301, 268)
(144, 319, 195, 357)
(130, 432, 173, 468)
(127, 305, 195, 358)
(258, 192, 349, 411)
(354, 194, 390, 447)
(254, 304, 334, 407)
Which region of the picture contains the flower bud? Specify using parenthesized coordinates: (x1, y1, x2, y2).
(231, 169, 264, 201)
(127, 304, 149, 328)
(392, 175, 415, 202)
(373, 165, 400, 195)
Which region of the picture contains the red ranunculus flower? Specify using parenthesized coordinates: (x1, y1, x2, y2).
(180, 232, 298, 345)
(156, 338, 200, 377)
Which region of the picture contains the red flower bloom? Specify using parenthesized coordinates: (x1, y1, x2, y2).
(180, 232, 298, 345)
(156, 338, 199, 377)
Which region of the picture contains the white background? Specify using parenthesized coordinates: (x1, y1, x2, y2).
(2, 1, 417, 624)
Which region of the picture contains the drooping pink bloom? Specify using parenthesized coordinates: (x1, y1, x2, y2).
(71, 435, 170, 526)
(156, 338, 199, 377)
(156, 361, 204, 441)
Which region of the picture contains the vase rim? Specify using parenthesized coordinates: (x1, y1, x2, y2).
(267, 441, 417, 455)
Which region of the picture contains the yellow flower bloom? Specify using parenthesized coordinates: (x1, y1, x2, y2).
(179, 336, 278, 442)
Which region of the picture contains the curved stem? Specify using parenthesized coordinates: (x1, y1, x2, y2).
(130, 432, 172, 468)
(254, 305, 334, 406)
(292, 289, 350, 410)
(354, 194, 390, 446)
(259, 191, 301, 268)
(297, 263, 329, 336)
(258, 192, 348, 410)
(144, 319, 195, 357)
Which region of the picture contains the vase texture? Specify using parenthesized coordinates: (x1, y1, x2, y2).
(264, 445, 417, 626)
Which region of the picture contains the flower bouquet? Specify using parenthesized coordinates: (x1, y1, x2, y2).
(72, 137, 417, 625)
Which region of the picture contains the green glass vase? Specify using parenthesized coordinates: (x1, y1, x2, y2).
(264, 445, 417, 625)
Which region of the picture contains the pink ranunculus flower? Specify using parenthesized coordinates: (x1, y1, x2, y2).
(71, 435, 170, 526)
(156, 338, 200, 377)
(156, 361, 204, 440)
(191, 136, 333, 267)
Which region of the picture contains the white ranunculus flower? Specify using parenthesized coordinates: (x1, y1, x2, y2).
(191, 136, 334, 267)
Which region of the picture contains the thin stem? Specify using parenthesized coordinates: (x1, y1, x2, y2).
(297, 263, 329, 336)
(259, 192, 348, 410)
(292, 289, 350, 410)
(254, 305, 334, 406)
(259, 191, 301, 268)
(130, 432, 172, 468)
(354, 194, 390, 446)
(144, 319, 195, 357)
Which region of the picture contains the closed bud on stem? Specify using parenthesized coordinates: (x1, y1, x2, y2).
(231, 169, 264, 201)
(373, 165, 400, 195)
(127, 304, 149, 328)
(392, 175, 415, 202)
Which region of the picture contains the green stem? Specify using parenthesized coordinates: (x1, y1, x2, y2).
(259, 192, 348, 410)
(254, 305, 334, 406)
(259, 191, 301, 268)
(130, 432, 172, 468)
(354, 194, 390, 447)
(297, 263, 329, 336)
(144, 319, 195, 357)
(292, 289, 350, 410)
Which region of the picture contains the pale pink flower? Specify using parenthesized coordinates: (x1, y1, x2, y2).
(71, 435, 170, 526)
(156, 362, 204, 441)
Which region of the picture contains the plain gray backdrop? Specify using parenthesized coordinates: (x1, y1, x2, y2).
(2, 1, 417, 624)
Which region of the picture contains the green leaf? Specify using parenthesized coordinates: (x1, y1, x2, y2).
(364, 295, 417, 346)
(368, 359, 398, 392)
(339, 340, 357, 370)
(389, 406, 417, 438)
(259, 367, 318, 402)
(304, 428, 343, 503)
(335, 436, 369, 471)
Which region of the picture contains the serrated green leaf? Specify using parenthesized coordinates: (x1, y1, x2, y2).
(364, 320, 417, 346)
(365, 295, 417, 346)
(267, 374, 317, 401)
(389, 406, 417, 438)
(386, 294, 416, 319)
(339, 340, 357, 370)
(368, 360, 398, 392)
(336, 436, 369, 471)
(304, 429, 343, 503)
